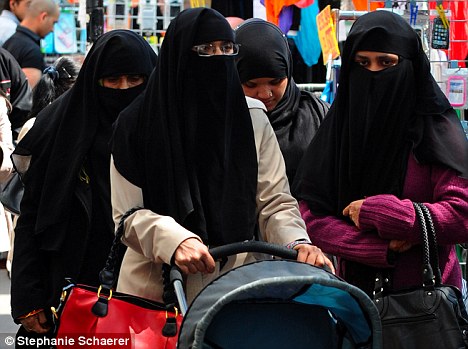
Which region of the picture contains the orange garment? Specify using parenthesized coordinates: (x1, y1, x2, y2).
(265, 0, 300, 25)
(352, 0, 384, 11)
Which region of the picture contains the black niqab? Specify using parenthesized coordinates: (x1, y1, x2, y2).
(112, 8, 258, 245)
(235, 19, 328, 186)
(13, 30, 157, 250)
(294, 11, 468, 217)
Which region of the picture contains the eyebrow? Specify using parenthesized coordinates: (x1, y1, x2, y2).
(355, 53, 396, 59)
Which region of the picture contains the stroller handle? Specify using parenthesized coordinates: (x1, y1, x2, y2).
(170, 241, 298, 315)
(209, 241, 298, 261)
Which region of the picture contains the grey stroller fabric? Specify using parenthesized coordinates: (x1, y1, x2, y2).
(178, 259, 382, 349)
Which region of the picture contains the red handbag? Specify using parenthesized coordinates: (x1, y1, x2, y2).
(52, 208, 183, 349)
(54, 283, 182, 349)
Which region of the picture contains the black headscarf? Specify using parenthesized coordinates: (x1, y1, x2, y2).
(13, 30, 157, 250)
(112, 8, 258, 246)
(235, 19, 328, 186)
(294, 11, 468, 217)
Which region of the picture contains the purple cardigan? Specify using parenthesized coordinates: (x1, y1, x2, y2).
(300, 154, 468, 291)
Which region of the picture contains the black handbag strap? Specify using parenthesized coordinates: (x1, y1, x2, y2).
(375, 202, 436, 297)
(413, 202, 437, 287)
(92, 207, 177, 317)
(98, 206, 144, 290)
(416, 202, 443, 285)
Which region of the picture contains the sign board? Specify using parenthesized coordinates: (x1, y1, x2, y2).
(316, 5, 340, 63)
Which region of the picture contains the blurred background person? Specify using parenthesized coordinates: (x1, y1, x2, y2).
(18, 55, 79, 139)
(0, 48, 31, 141)
(3, 0, 59, 88)
(0, 0, 31, 46)
(0, 47, 30, 277)
(3, 56, 80, 280)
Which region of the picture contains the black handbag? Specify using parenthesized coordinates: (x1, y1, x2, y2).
(373, 202, 468, 349)
(0, 172, 24, 215)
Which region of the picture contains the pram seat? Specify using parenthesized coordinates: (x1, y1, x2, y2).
(203, 301, 338, 349)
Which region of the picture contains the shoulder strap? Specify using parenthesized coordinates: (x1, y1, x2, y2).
(92, 206, 178, 316)
(413, 202, 436, 287)
(98, 206, 144, 290)
(417, 202, 443, 285)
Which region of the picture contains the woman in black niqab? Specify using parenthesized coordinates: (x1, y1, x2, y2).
(11, 30, 156, 326)
(293, 11, 468, 295)
(295, 10, 468, 217)
(112, 8, 258, 246)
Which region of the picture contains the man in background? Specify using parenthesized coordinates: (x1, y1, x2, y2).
(0, 0, 31, 46)
(3, 0, 59, 88)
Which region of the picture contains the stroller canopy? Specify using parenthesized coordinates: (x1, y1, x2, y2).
(178, 259, 382, 349)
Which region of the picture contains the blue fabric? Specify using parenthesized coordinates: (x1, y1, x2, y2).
(294, 283, 372, 343)
(278, 5, 294, 34)
(320, 80, 333, 103)
(292, 1, 321, 66)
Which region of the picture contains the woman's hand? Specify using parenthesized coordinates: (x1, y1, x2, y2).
(19, 310, 50, 334)
(294, 244, 336, 274)
(173, 237, 215, 275)
(389, 239, 412, 253)
(343, 199, 365, 229)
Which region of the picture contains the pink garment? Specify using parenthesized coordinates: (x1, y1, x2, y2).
(300, 154, 468, 291)
(295, 0, 314, 7)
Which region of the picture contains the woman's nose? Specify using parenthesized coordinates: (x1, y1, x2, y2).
(116, 77, 131, 89)
(258, 88, 272, 99)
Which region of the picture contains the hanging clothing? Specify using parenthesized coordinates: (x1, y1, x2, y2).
(293, 0, 322, 66)
(264, 0, 299, 26)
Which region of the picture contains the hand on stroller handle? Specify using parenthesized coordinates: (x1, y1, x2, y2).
(171, 240, 333, 282)
(170, 240, 298, 286)
(170, 240, 335, 315)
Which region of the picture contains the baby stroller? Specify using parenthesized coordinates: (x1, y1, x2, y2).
(173, 241, 383, 349)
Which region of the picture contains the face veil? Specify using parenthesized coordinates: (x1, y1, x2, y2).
(112, 8, 258, 245)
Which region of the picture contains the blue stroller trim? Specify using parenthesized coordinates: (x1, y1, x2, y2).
(178, 259, 382, 349)
(294, 283, 373, 342)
